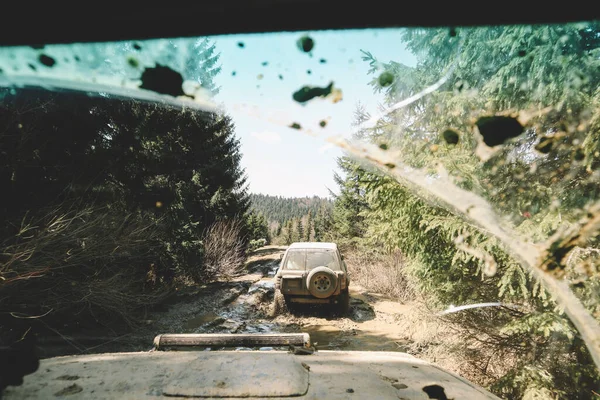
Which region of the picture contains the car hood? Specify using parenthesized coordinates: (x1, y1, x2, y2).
(5, 350, 501, 399)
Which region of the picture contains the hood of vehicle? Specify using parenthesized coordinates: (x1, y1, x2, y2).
(4, 350, 501, 399)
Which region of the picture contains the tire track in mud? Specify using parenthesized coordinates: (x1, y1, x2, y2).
(37, 246, 415, 357)
(174, 246, 414, 353)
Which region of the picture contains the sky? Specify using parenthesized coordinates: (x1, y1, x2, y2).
(0, 28, 417, 199)
(209, 29, 417, 198)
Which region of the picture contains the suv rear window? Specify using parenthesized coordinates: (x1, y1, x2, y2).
(284, 250, 306, 270)
(284, 249, 340, 271)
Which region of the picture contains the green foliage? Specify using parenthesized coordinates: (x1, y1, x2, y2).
(329, 157, 369, 247)
(248, 238, 267, 252)
(295, 218, 304, 242)
(304, 213, 313, 242)
(331, 22, 600, 398)
(246, 211, 270, 244)
(249, 193, 332, 224)
(249, 194, 332, 244)
(340, 164, 600, 398)
(0, 85, 249, 338)
(283, 219, 294, 245)
(313, 203, 333, 242)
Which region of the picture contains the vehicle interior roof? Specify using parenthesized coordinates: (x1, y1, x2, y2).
(1, 2, 597, 46)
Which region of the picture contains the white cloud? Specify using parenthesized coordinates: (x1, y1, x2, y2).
(251, 131, 281, 143)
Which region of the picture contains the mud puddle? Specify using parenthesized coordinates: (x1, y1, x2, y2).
(183, 312, 221, 330)
(37, 246, 415, 358)
(182, 266, 279, 336)
(179, 247, 411, 354)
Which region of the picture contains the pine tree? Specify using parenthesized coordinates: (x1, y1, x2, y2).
(330, 156, 369, 242)
(0, 84, 250, 333)
(245, 211, 270, 243)
(314, 204, 333, 242)
(184, 38, 222, 95)
(296, 218, 304, 242)
(59, 38, 223, 97)
(352, 23, 600, 399)
(305, 213, 313, 241)
(248, 194, 333, 226)
(260, 214, 271, 243)
(284, 219, 294, 245)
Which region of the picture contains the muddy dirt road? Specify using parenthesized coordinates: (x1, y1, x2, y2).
(37, 246, 419, 358)
(152, 245, 415, 352)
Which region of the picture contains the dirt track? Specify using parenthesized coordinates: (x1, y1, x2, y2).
(152, 245, 417, 353)
(37, 245, 421, 358)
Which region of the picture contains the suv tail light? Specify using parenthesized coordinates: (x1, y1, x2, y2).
(337, 271, 347, 289)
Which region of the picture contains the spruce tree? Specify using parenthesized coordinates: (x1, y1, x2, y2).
(305, 213, 313, 241)
(296, 218, 304, 242)
(351, 23, 600, 398)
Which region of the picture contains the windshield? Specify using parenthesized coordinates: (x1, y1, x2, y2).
(284, 249, 340, 271)
(1, 21, 600, 400)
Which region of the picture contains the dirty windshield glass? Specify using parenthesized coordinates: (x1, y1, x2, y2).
(285, 250, 305, 270)
(284, 249, 339, 270)
(1, 21, 600, 400)
(306, 249, 339, 270)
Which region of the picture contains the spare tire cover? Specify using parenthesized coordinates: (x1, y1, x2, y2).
(306, 266, 338, 298)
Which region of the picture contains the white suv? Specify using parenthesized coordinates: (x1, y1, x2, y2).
(274, 242, 350, 313)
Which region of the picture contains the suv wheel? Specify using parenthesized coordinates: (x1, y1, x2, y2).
(270, 291, 288, 316)
(337, 288, 350, 314)
(306, 267, 338, 299)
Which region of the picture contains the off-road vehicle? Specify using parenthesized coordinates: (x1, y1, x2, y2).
(274, 242, 350, 313)
(5, 333, 501, 399)
(2, 3, 597, 400)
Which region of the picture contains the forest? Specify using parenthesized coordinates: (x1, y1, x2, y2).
(248, 194, 333, 245)
(323, 23, 600, 399)
(0, 39, 256, 347)
(2, 22, 600, 399)
(249, 194, 331, 224)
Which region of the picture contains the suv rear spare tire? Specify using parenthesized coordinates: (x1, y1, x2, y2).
(306, 266, 338, 298)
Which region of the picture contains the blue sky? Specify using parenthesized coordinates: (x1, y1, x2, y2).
(210, 29, 417, 198)
(0, 28, 416, 198)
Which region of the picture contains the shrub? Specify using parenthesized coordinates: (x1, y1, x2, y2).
(0, 204, 170, 337)
(248, 238, 267, 252)
(200, 219, 247, 281)
(345, 248, 415, 303)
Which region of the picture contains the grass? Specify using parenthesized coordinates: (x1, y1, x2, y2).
(344, 249, 415, 303)
(343, 247, 516, 392)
